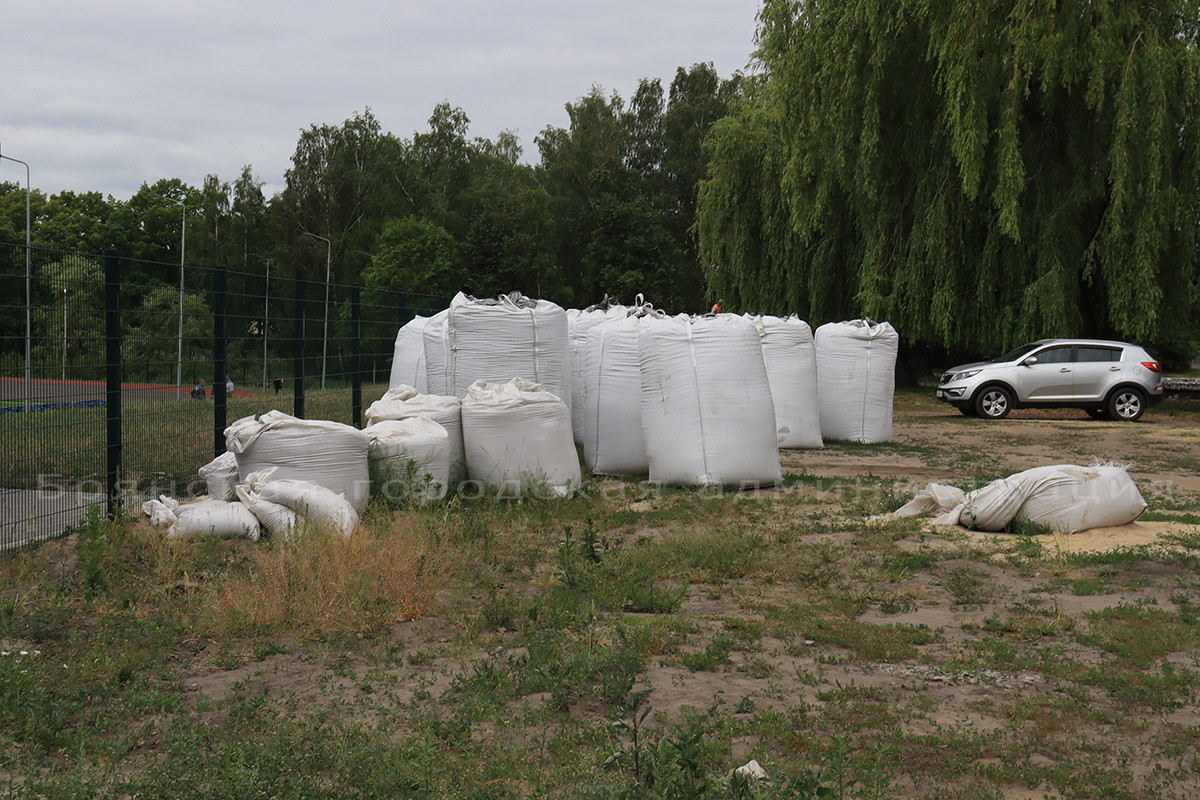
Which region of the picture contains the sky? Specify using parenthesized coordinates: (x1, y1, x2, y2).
(2, 0, 761, 202)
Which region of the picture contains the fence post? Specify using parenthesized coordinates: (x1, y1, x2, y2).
(397, 289, 407, 328)
(104, 249, 122, 519)
(213, 266, 227, 456)
(293, 269, 306, 419)
(352, 285, 362, 428)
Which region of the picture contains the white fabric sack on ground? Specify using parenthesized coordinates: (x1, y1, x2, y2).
(445, 292, 572, 415)
(567, 297, 627, 443)
(745, 314, 823, 449)
(365, 385, 465, 483)
(258, 478, 359, 537)
(638, 314, 781, 488)
(421, 309, 450, 395)
(461, 378, 581, 496)
(367, 417, 451, 501)
(198, 451, 239, 501)
(143, 495, 261, 541)
(583, 314, 650, 476)
(895, 464, 1147, 533)
(815, 319, 898, 443)
(225, 410, 371, 512)
(389, 315, 429, 393)
(235, 468, 298, 539)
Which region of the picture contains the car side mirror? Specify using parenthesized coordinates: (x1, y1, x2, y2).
(1022, 356, 1038, 366)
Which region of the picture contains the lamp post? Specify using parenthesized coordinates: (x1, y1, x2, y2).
(302, 230, 332, 390)
(0, 143, 32, 412)
(156, 195, 187, 399)
(252, 254, 271, 391)
(62, 288, 67, 380)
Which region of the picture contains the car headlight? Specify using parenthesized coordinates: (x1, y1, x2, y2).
(950, 369, 980, 382)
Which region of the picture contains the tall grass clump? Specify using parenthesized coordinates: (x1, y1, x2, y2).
(199, 516, 449, 636)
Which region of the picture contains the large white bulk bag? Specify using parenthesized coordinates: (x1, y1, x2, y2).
(638, 314, 782, 487)
(389, 315, 429, 393)
(896, 464, 1147, 533)
(746, 315, 823, 449)
(367, 417, 451, 501)
(461, 378, 581, 497)
(225, 410, 371, 512)
(583, 315, 649, 476)
(258, 478, 360, 537)
(567, 298, 627, 443)
(198, 451, 239, 501)
(142, 495, 261, 541)
(421, 309, 450, 395)
(364, 386, 465, 483)
(445, 292, 572, 414)
(815, 320, 898, 443)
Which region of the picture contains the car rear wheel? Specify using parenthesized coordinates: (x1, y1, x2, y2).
(1106, 387, 1146, 422)
(974, 386, 1013, 420)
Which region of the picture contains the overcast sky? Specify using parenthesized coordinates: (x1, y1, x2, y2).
(2, 0, 760, 201)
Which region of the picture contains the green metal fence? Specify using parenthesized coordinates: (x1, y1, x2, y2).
(0, 242, 445, 552)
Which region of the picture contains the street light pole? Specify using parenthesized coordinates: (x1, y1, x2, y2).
(156, 194, 187, 399)
(252, 254, 271, 391)
(302, 230, 332, 390)
(62, 288, 67, 380)
(0, 143, 32, 412)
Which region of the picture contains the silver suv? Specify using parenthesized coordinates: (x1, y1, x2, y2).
(937, 339, 1163, 421)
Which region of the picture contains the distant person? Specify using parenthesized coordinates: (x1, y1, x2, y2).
(273, 376, 284, 395)
(710, 302, 722, 314)
(190, 379, 206, 399)
(225, 376, 234, 397)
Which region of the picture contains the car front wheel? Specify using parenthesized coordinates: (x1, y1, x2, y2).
(974, 386, 1013, 420)
(1106, 387, 1147, 422)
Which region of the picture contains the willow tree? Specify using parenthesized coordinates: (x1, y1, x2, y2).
(698, 0, 1200, 358)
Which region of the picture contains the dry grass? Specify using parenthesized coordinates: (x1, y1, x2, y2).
(198, 515, 450, 637)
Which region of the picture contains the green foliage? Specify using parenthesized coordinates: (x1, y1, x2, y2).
(698, 0, 1200, 357)
(363, 216, 464, 295)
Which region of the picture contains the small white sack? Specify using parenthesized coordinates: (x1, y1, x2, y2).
(225, 410, 370, 512)
(145, 496, 261, 541)
(461, 378, 581, 497)
(815, 319, 898, 443)
(365, 385, 465, 483)
(746, 314, 823, 449)
(389, 315, 429, 393)
(367, 417, 451, 501)
(235, 469, 298, 539)
(568, 298, 627, 443)
(638, 314, 781, 487)
(258, 478, 359, 537)
(896, 464, 1147, 534)
(198, 451, 240, 501)
(142, 495, 180, 527)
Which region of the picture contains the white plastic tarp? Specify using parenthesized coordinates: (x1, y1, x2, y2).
(567, 297, 628, 443)
(225, 410, 371, 512)
(638, 314, 781, 487)
(389, 315, 429, 393)
(364, 385, 465, 483)
(746, 314, 822, 449)
(461, 378, 581, 496)
(815, 319, 898, 443)
(445, 292, 572, 414)
(895, 464, 1147, 533)
(367, 417, 451, 501)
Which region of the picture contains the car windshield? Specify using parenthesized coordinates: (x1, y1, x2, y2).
(997, 342, 1044, 362)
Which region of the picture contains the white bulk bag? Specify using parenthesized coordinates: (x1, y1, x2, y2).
(389, 315, 429, 393)
(421, 309, 450, 395)
(258, 478, 359, 537)
(225, 410, 370, 512)
(746, 315, 823, 449)
(445, 292, 572, 414)
(367, 417, 451, 501)
(583, 315, 649, 476)
(364, 386, 465, 483)
(461, 378, 581, 496)
(896, 464, 1147, 534)
(198, 451, 239, 501)
(567, 297, 627, 443)
(815, 320, 898, 443)
(143, 495, 261, 541)
(235, 470, 298, 539)
(638, 314, 782, 487)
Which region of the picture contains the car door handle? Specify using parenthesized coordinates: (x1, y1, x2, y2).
(1059, 367, 1070, 372)
(1109, 366, 1120, 371)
